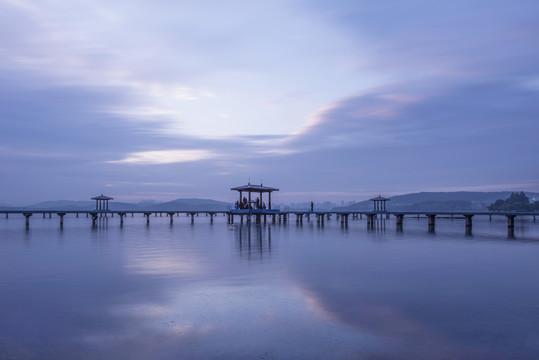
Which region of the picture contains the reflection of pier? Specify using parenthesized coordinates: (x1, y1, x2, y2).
(236, 224, 272, 258)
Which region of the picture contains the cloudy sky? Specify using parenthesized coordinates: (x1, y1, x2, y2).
(1, 0, 538, 205)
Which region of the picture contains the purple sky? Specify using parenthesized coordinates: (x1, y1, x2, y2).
(1, 0, 538, 205)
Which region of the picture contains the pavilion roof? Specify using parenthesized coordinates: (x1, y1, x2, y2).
(231, 184, 279, 192)
(91, 194, 114, 200)
(369, 195, 390, 201)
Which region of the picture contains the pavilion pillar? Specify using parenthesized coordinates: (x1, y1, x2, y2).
(248, 192, 251, 209)
(269, 192, 272, 209)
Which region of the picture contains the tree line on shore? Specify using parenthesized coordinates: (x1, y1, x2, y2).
(488, 192, 539, 211)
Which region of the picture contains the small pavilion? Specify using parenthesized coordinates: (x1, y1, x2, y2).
(370, 195, 390, 212)
(231, 183, 279, 210)
(92, 194, 114, 211)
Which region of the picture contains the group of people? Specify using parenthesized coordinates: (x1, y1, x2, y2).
(235, 196, 267, 210)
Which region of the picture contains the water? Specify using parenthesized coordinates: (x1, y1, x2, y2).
(0, 214, 538, 359)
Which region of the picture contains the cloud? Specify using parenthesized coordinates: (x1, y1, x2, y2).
(108, 149, 216, 165)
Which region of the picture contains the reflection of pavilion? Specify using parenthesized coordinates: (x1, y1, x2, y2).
(229, 183, 280, 224)
(236, 224, 272, 259)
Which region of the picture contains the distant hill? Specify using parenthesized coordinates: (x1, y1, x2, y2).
(0, 202, 15, 209)
(20, 200, 144, 211)
(144, 198, 232, 211)
(8, 198, 232, 211)
(333, 191, 539, 212)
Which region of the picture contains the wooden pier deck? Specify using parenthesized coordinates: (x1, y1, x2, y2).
(0, 209, 537, 237)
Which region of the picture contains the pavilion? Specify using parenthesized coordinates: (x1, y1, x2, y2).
(231, 183, 279, 210)
(369, 195, 390, 212)
(92, 194, 113, 211)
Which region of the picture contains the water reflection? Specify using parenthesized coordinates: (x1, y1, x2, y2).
(1, 215, 539, 359)
(236, 224, 272, 259)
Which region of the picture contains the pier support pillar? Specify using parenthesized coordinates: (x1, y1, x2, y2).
(144, 213, 151, 225)
(190, 213, 195, 224)
(49, 213, 52, 219)
(506, 215, 516, 237)
(464, 215, 473, 235)
(24, 213, 32, 229)
(119, 213, 126, 226)
(5, 213, 7, 219)
(76, 213, 79, 218)
(57, 213, 66, 227)
(209, 213, 214, 223)
(427, 214, 436, 233)
(91, 213, 98, 226)
(395, 214, 404, 232)
(43, 213, 46, 218)
(168, 212, 175, 225)
(272, 214, 276, 223)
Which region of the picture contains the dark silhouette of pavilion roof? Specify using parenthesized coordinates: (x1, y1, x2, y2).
(231, 184, 279, 192)
(91, 194, 114, 200)
(369, 195, 390, 201)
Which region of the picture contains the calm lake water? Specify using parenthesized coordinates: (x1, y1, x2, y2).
(0, 214, 538, 359)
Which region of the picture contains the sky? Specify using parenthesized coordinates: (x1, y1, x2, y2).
(0, 0, 538, 205)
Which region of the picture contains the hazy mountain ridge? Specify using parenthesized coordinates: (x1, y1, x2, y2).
(0, 198, 232, 211)
(1, 192, 539, 212)
(332, 191, 539, 211)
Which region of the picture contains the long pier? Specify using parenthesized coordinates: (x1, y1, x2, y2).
(0, 209, 536, 237)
